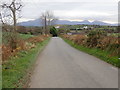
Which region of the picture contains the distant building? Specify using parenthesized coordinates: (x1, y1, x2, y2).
(67, 32, 85, 35)
(83, 26, 88, 29)
(55, 26, 60, 29)
(67, 33, 72, 35)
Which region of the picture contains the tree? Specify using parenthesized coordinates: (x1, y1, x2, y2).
(0, 0, 23, 50)
(40, 11, 57, 34)
(0, 0, 23, 32)
(50, 27, 58, 37)
(41, 13, 47, 34)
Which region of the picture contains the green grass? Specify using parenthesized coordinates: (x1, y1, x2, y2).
(2, 32, 34, 44)
(107, 33, 120, 37)
(0, 30, 2, 45)
(0, 65, 2, 90)
(2, 37, 50, 88)
(19, 34, 34, 39)
(62, 38, 119, 67)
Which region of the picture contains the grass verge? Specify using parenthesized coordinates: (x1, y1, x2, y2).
(62, 38, 119, 67)
(2, 37, 51, 88)
(19, 34, 34, 39)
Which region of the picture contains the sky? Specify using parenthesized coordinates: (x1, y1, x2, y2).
(1, 0, 119, 24)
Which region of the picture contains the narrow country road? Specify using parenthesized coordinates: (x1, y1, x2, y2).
(29, 37, 118, 88)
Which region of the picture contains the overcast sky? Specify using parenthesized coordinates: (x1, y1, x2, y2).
(15, 0, 119, 23)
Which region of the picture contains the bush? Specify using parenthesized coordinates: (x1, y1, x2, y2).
(86, 30, 107, 48)
(50, 27, 58, 37)
(74, 35, 87, 46)
(62, 30, 119, 57)
(2, 33, 49, 61)
(2, 45, 12, 61)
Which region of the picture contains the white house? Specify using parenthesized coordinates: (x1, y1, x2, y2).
(55, 26, 60, 29)
(83, 26, 88, 29)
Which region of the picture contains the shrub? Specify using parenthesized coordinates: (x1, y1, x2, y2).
(2, 35, 49, 61)
(50, 27, 58, 37)
(2, 45, 12, 61)
(74, 35, 87, 46)
(86, 30, 107, 48)
(62, 31, 119, 57)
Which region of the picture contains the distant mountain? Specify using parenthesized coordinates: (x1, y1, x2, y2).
(91, 20, 109, 25)
(56, 20, 74, 25)
(55, 20, 91, 25)
(18, 19, 117, 26)
(78, 20, 91, 25)
(18, 19, 42, 26)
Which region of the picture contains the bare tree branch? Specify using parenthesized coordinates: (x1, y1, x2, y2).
(40, 11, 58, 34)
(1, 0, 23, 32)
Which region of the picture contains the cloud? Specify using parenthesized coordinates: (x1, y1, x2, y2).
(22, 0, 119, 3)
(18, 18, 35, 22)
(17, 1, 118, 23)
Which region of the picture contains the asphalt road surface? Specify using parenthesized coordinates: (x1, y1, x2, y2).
(30, 37, 118, 88)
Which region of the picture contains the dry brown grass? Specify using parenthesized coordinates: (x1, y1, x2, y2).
(2, 34, 50, 61)
(62, 34, 119, 56)
(2, 45, 12, 61)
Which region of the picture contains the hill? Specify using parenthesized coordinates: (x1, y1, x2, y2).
(18, 19, 117, 26)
